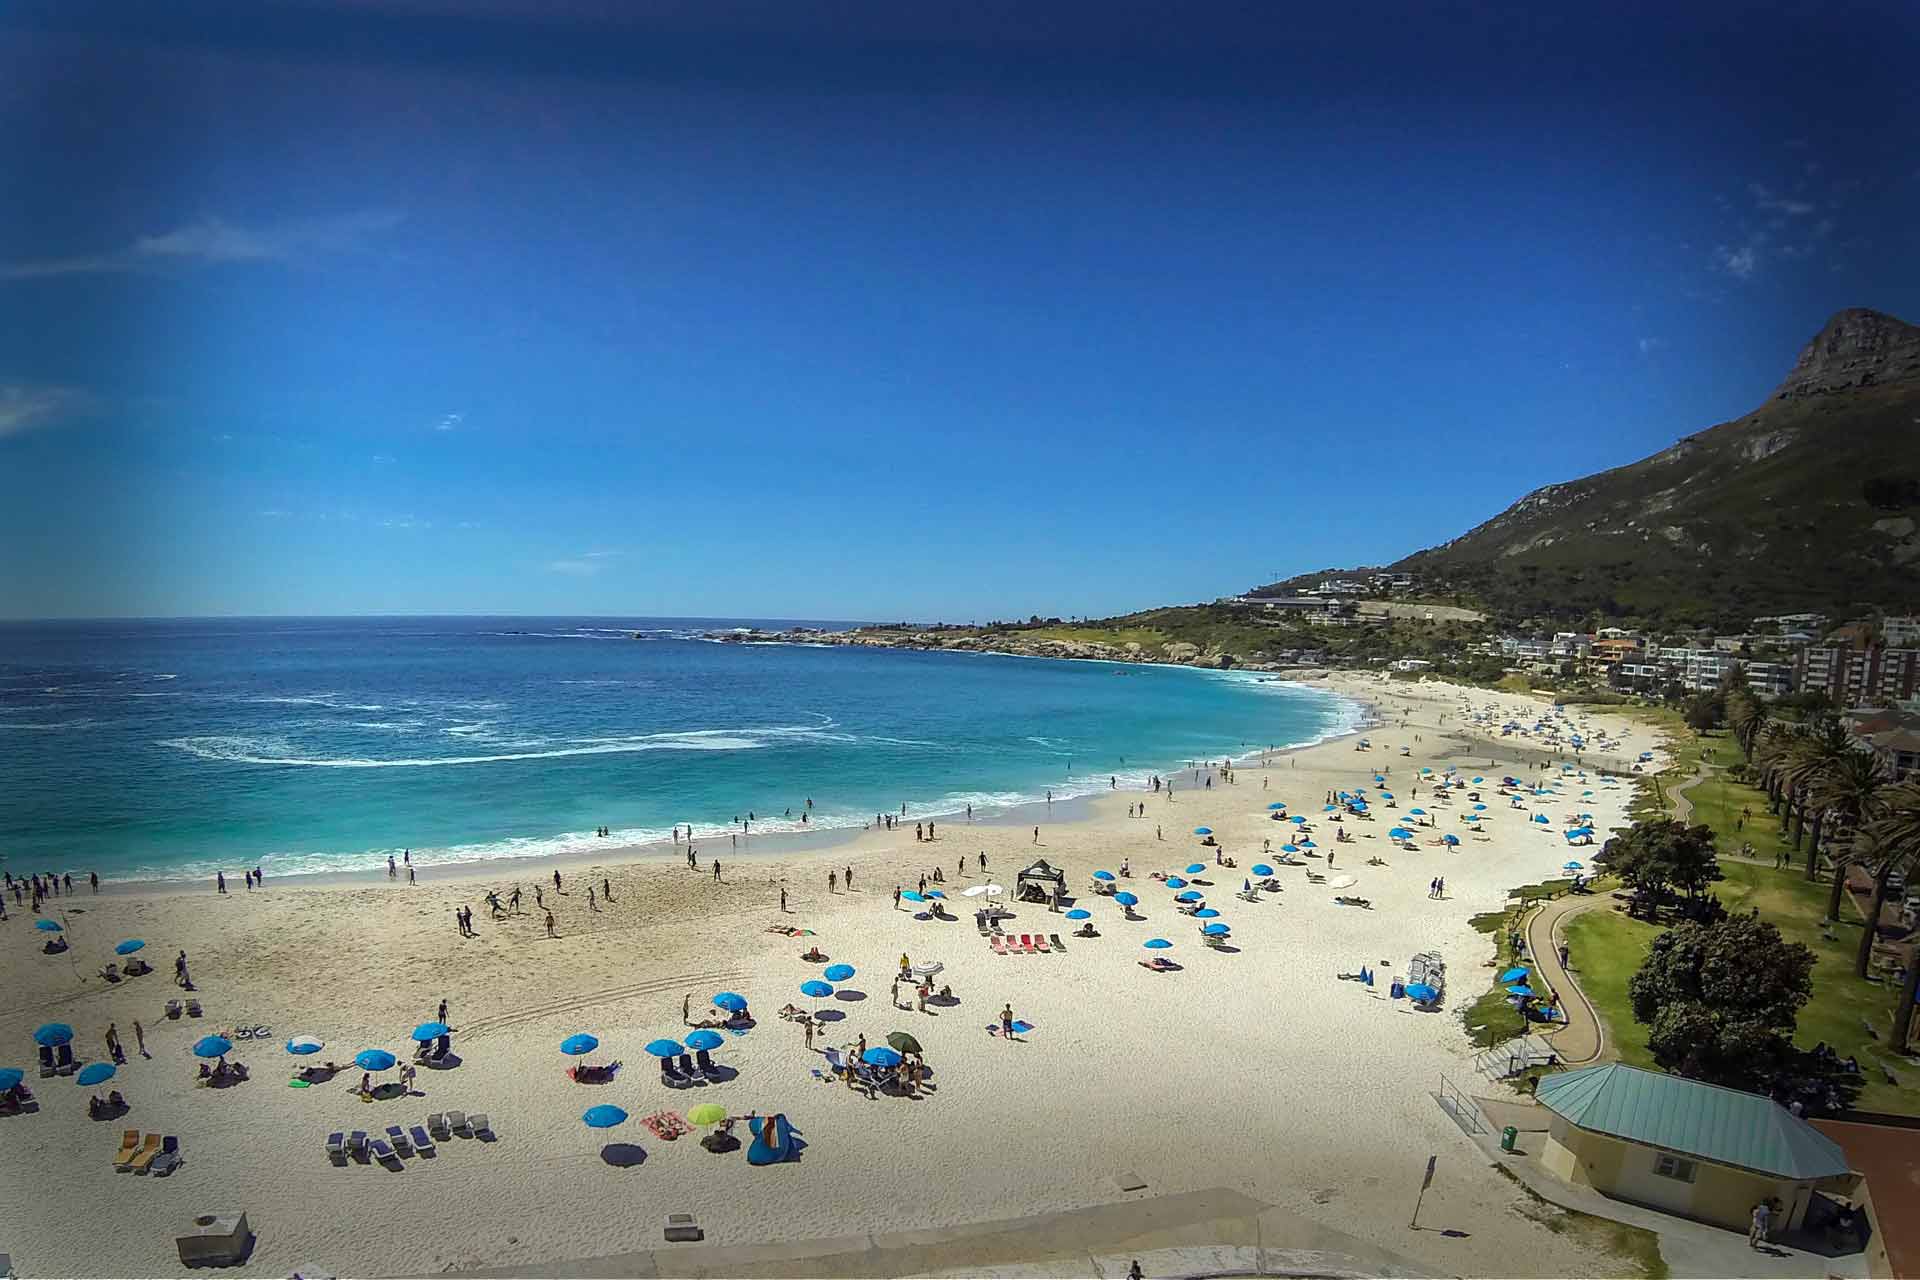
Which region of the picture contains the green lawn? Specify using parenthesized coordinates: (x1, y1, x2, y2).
(1566, 861, 1920, 1114)
(1462, 877, 1592, 1052)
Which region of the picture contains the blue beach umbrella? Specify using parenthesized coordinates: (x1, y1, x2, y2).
(582, 1104, 628, 1129)
(195, 1035, 235, 1059)
(927, 889, 945, 898)
(1065, 909, 1091, 920)
(1298, 838, 1315, 848)
(1390, 828, 1414, 840)
(1143, 938, 1173, 949)
(76, 1061, 116, 1087)
(713, 992, 747, 1012)
(1290, 815, 1306, 824)
(1324, 805, 1336, 812)
(643, 1038, 684, 1058)
(685, 1030, 724, 1051)
(1534, 814, 1550, 824)
(1379, 792, 1394, 799)
(1267, 802, 1288, 810)
(1113, 891, 1138, 907)
(1251, 864, 1274, 876)
(1442, 834, 1460, 846)
(1408, 808, 1427, 816)
(115, 939, 146, 955)
(800, 979, 833, 998)
(285, 1036, 323, 1055)
(34, 919, 61, 932)
(413, 1022, 450, 1042)
(0, 1068, 23, 1091)
(1193, 908, 1220, 919)
(354, 1048, 396, 1071)
(1563, 861, 1584, 871)
(823, 964, 855, 982)
(1165, 877, 1187, 888)
(1472, 803, 1488, 811)
(1175, 890, 1203, 902)
(1193, 827, 1212, 835)
(1471, 777, 1484, 784)
(1093, 870, 1115, 880)
(1201, 923, 1231, 936)
(1281, 844, 1300, 854)
(1185, 863, 1206, 875)
(1507, 985, 1535, 997)
(1499, 967, 1530, 983)
(560, 1034, 599, 1056)
(33, 1023, 74, 1047)
(862, 1046, 903, 1067)
(1405, 983, 1438, 1003)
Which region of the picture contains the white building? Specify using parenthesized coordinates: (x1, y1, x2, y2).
(1884, 616, 1920, 647)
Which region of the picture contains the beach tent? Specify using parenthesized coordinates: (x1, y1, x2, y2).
(1015, 859, 1066, 902)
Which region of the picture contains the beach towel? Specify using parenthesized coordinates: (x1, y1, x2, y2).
(986, 1020, 1035, 1036)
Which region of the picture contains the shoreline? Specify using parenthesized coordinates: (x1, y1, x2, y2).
(55, 671, 1369, 895)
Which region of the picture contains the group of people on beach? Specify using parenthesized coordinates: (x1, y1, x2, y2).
(7, 869, 99, 918)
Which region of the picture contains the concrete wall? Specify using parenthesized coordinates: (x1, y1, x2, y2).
(1543, 1118, 1812, 1233)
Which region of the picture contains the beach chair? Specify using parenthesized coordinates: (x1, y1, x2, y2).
(325, 1131, 347, 1165)
(445, 1110, 468, 1137)
(54, 1043, 75, 1075)
(1050, 933, 1067, 952)
(387, 1125, 412, 1155)
(470, 1113, 492, 1140)
(150, 1136, 181, 1177)
(128, 1134, 164, 1173)
(369, 1138, 400, 1167)
(678, 1052, 703, 1084)
(165, 999, 182, 1020)
(989, 935, 1008, 955)
(346, 1130, 369, 1160)
(114, 1129, 141, 1168)
(1012, 934, 1033, 954)
(108, 1090, 127, 1111)
(695, 1048, 717, 1076)
(427, 1112, 450, 1140)
(410, 1124, 436, 1156)
(37, 1045, 54, 1078)
(1030, 934, 1050, 953)
(661, 1057, 686, 1087)
(185, 999, 203, 1018)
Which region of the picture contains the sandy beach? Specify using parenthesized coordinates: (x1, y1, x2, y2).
(2, 675, 1667, 1278)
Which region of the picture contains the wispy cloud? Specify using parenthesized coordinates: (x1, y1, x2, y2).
(434, 412, 463, 432)
(548, 550, 620, 576)
(1, 211, 403, 281)
(382, 515, 431, 530)
(1749, 183, 1816, 217)
(1637, 337, 1664, 355)
(0, 384, 84, 438)
(1713, 243, 1759, 279)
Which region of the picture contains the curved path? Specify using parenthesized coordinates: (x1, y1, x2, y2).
(1522, 895, 1608, 1067)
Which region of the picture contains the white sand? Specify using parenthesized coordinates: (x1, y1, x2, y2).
(1, 676, 1666, 1277)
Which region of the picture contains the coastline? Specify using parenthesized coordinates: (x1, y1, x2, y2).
(3, 674, 1668, 1280)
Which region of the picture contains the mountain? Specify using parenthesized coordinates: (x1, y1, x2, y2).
(1379, 308, 1920, 628)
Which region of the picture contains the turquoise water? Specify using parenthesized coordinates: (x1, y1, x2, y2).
(0, 618, 1359, 882)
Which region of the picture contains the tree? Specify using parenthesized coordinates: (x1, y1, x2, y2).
(1855, 781, 1920, 988)
(1727, 691, 1765, 760)
(1809, 751, 1890, 922)
(1628, 912, 1815, 1091)
(1683, 691, 1723, 732)
(1598, 819, 1724, 920)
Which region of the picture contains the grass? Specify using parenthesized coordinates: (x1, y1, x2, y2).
(1016, 625, 1172, 653)
(1562, 909, 1660, 1072)
(1461, 877, 1590, 1052)
(1490, 1163, 1671, 1279)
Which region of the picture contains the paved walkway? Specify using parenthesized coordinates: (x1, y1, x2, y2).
(1522, 895, 1609, 1067)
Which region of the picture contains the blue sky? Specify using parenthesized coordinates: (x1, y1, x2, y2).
(3, 1, 1917, 621)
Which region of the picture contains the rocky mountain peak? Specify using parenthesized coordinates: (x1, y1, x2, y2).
(1771, 307, 1920, 400)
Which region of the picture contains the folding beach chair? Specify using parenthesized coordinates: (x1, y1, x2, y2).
(409, 1124, 436, 1157)
(325, 1132, 347, 1165)
(149, 1136, 181, 1177)
(114, 1129, 140, 1168)
(387, 1125, 412, 1155)
(1030, 934, 1050, 953)
(128, 1134, 163, 1173)
(989, 935, 1008, 955)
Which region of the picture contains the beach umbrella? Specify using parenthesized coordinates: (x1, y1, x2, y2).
(901, 891, 926, 903)
(1507, 984, 1535, 997)
(643, 1038, 684, 1058)
(1533, 814, 1550, 824)
(1442, 834, 1460, 846)
(353, 1048, 396, 1071)
(1175, 891, 1203, 902)
(1472, 804, 1487, 811)
(0, 1068, 23, 1091)
(1267, 802, 1288, 810)
(1563, 861, 1584, 871)
(1389, 828, 1414, 840)
(927, 890, 944, 898)
(1298, 838, 1315, 849)
(560, 1034, 599, 1056)
(1500, 967, 1529, 983)
(1405, 983, 1438, 1003)
(582, 1104, 628, 1129)
(1290, 815, 1306, 824)
(1165, 875, 1188, 889)
(33, 1023, 74, 1047)
(1185, 863, 1206, 875)
(1192, 827, 1212, 835)
(687, 1103, 728, 1127)
(1471, 777, 1484, 784)
(114, 939, 146, 956)
(34, 919, 61, 932)
(196, 1035, 236, 1059)
(1093, 870, 1115, 881)
(1201, 923, 1231, 936)
(1379, 792, 1393, 799)
(76, 1061, 116, 1087)
(685, 1029, 724, 1052)
(1324, 805, 1336, 812)
(1243, 879, 1251, 893)
(1193, 908, 1220, 919)
(1065, 909, 1091, 920)
(713, 992, 747, 1012)
(285, 1035, 323, 1056)
(800, 979, 833, 998)
(1281, 844, 1300, 854)
(413, 1022, 450, 1042)
(886, 1031, 923, 1054)
(1251, 864, 1274, 877)
(1113, 891, 1138, 907)
(1409, 808, 1427, 816)
(1328, 875, 1357, 890)
(1143, 938, 1172, 949)
(862, 1046, 903, 1067)
(824, 963, 855, 982)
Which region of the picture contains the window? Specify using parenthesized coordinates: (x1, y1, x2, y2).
(1652, 1153, 1697, 1183)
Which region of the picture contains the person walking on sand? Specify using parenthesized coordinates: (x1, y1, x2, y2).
(780, 886, 788, 913)
(829, 870, 837, 894)
(216, 871, 226, 894)
(845, 865, 853, 890)
(892, 976, 901, 1008)
(553, 869, 562, 892)
(684, 993, 692, 1025)
(510, 886, 521, 913)
(105, 1022, 122, 1064)
(803, 1017, 815, 1050)
(133, 1019, 148, 1058)
(713, 859, 722, 882)
(602, 877, 612, 902)
(437, 998, 449, 1026)
(408, 864, 416, 884)
(894, 886, 903, 910)
(1032, 826, 1040, 844)
(587, 886, 597, 912)
(1000, 1003, 1017, 1039)
(544, 910, 557, 938)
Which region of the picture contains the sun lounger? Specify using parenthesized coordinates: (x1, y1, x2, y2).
(387, 1125, 412, 1155)
(38, 1045, 54, 1078)
(128, 1133, 163, 1173)
(678, 1052, 702, 1083)
(1015, 934, 1035, 953)
(470, 1113, 492, 1140)
(114, 1129, 141, 1167)
(325, 1131, 347, 1165)
(1050, 933, 1067, 952)
(1030, 934, 1050, 953)
(989, 935, 1008, 954)
(695, 1048, 717, 1076)
(55, 1044, 75, 1074)
(662, 1058, 686, 1086)
(445, 1110, 468, 1137)
(370, 1138, 400, 1166)
(427, 1112, 450, 1139)
(410, 1124, 436, 1156)
(185, 999, 202, 1018)
(165, 999, 182, 1019)
(1137, 957, 1178, 973)
(150, 1136, 181, 1177)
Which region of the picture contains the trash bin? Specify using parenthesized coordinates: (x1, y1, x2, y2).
(1500, 1126, 1518, 1152)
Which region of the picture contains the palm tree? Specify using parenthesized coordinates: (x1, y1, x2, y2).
(1728, 693, 1765, 760)
(1790, 719, 1856, 877)
(1752, 724, 1797, 816)
(1867, 782, 1920, 1048)
(1812, 752, 1889, 921)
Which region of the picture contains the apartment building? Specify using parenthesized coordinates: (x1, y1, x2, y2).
(1797, 646, 1920, 704)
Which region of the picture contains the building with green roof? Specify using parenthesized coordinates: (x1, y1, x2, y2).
(1536, 1063, 1859, 1233)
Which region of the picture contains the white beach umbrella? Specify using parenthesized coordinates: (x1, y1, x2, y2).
(1327, 874, 1357, 890)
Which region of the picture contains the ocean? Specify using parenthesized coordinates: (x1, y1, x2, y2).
(0, 617, 1361, 883)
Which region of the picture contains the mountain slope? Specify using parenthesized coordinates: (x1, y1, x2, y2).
(1389, 308, 1920, 627)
